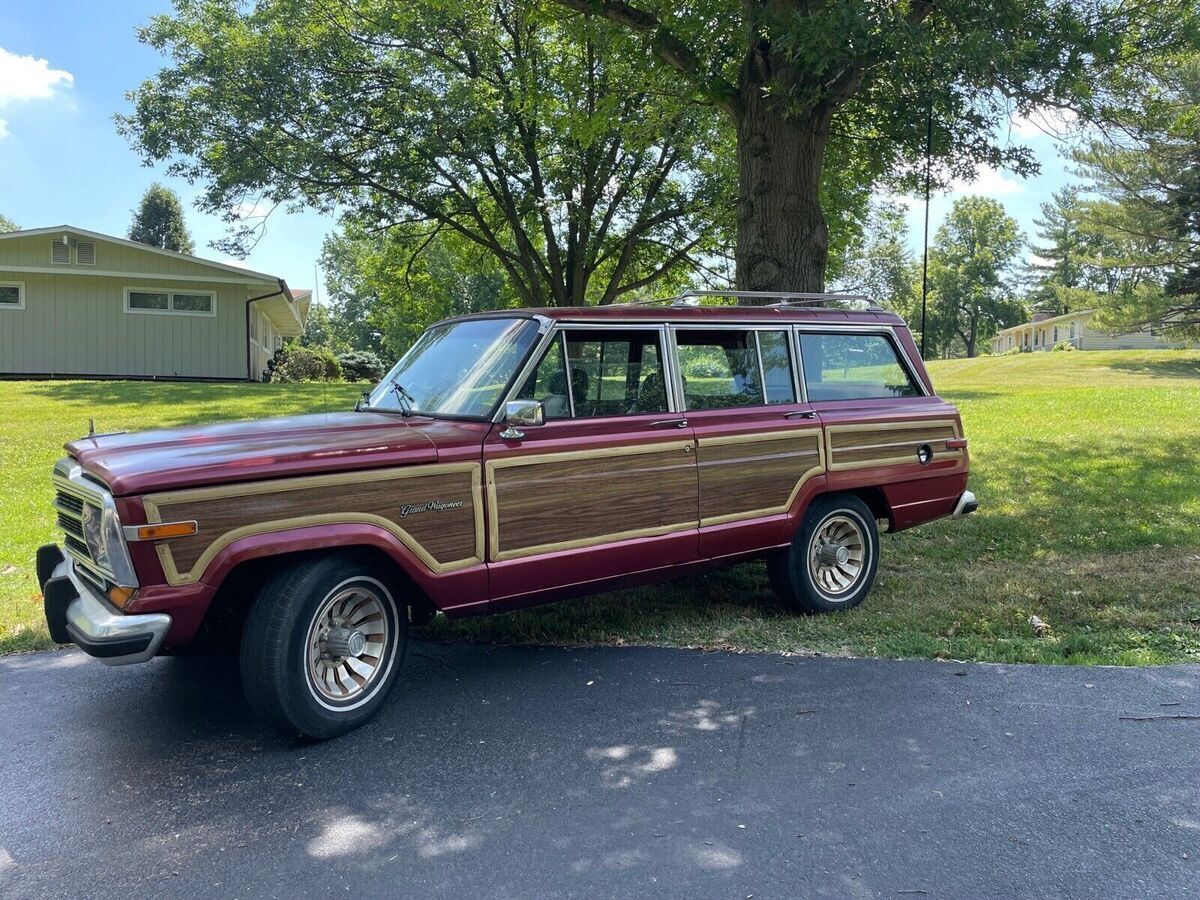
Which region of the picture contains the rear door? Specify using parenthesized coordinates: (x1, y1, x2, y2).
(670, 324, 826, 559)
(483, 325, 700, 609)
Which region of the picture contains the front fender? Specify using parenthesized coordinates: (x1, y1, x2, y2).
(197, 522, 489, 616)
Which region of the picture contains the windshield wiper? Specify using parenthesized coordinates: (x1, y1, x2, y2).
(390, 379, 417, 417)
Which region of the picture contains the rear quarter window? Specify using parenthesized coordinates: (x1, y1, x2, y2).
(799, 333, 921, 402)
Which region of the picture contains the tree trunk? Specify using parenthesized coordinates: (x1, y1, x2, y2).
(734, 93, 830, 295)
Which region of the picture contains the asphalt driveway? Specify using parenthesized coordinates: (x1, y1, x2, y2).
(1, 642, 1197, 899)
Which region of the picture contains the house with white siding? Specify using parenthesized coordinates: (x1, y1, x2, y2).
(990, 309, 1195, 354)
(0, 225, 309, 380)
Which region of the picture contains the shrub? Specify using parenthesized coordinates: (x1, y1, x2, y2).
(999, 346, 1023, 356)
(1051, 340, 1077, 352)
(337, 350, 386, 383)
(274, 346, 344, 382)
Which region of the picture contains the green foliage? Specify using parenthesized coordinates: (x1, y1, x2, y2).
(923, 197, 1026, 358)
(336, 351, 386, 383)
(120, 0, 731, 304)
(128, 183, 194, 254)
(273, 345, 343, 383)
(832, 201, 917, 310)
(1051, 340, 1077, 352)
(1025, 186, 1124, 315)
(320, 222, 522, 358)
(1069, 54, 1200, 338)
(0, 214, 18, 234)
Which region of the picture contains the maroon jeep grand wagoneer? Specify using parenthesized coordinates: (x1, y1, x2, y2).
(39, 291, 975, 738)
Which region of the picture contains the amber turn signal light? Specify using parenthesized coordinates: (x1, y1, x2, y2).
(134, 521, 198, 541)
(107, 585, 135, 609)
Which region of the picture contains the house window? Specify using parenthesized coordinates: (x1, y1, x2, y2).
(1070, 322, 1076, 339)
(125, 288, 216, 316)
(1053, 326, 1059, 342)
(249, 311, 259, 342)
(0, 281, 25, 310)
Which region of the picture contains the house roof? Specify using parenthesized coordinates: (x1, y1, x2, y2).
(994, 309, 1094, 338)
(0, 225, 283, 285)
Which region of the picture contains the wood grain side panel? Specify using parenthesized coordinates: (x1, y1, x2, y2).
(144, 464, 483, 584)
(488, 442, 697, 560)
(825, 420, 963, 471)
(697, 431, 824, 526)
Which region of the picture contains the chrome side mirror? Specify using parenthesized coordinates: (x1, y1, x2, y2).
(500, 399, 544, 439)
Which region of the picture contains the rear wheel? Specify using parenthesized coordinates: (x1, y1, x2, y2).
(240, 553, 407, 739)
(768, 494, 879, 614)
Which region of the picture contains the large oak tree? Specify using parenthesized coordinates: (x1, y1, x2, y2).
(549, 0, 1194, 292)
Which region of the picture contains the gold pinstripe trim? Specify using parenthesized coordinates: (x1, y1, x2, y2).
(143, 463, 485, 585)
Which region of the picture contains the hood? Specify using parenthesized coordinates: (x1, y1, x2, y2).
(66, 412, 453, 496)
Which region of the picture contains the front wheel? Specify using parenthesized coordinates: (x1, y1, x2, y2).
(240, 553, 407, 739)
(768, 494, 879, 614)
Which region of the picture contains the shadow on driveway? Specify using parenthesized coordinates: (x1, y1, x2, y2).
(1, 643, 1197, 898)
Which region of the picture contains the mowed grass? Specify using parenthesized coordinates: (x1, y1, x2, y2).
(2, 349, 1199, 664)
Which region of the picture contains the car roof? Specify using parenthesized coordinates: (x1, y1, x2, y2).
(447, 304, 908, 328)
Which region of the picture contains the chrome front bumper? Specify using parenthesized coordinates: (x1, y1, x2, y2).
(952, 490, 979, 517)
(39, 546, 170, 665)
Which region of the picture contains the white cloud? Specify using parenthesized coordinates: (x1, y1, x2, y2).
(949, 165, 1025, 197)
(0, 47, 74, 106)
(0, 47, 74, 141)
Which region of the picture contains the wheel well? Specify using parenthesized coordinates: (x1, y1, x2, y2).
(193, 546, 437, 652)
(843, 485, 892, 531)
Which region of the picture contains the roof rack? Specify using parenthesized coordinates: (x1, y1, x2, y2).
(627, 290, 881, 311)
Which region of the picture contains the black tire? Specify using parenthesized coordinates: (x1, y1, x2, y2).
(768, 494, 880, 614)
(240, 553, 407, 740)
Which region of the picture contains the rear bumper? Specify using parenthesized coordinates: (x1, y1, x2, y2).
(951, 490, 979, 517)
(38, 544, 171, 665)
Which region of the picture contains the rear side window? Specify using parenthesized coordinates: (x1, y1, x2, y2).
(799, 333, 921, 401)
(676, 329, 764, 409)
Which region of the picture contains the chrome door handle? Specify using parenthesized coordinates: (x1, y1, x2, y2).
(651, 418, 690, 428)
(785, 410, 817, 419)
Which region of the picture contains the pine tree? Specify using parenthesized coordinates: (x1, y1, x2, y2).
(128, 184, 194, 254)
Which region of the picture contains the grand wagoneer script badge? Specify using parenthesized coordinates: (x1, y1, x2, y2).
(397, 499, 465, 519)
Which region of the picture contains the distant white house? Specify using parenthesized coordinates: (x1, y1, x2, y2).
(991, 309, 1195, 354)
(0, 225, 309, 380)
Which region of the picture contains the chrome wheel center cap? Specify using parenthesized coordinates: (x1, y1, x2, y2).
(323, 626, 367, 659)
(817, 542, 850, 567)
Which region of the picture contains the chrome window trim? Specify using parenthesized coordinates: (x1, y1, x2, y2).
(559, 331, 576, 418)
(792, 326, 929, 401)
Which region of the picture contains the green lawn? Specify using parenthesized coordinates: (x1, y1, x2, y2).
(3, 349, 1199, 664)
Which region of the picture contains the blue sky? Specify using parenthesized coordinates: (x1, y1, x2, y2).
(1, 1, 1074, 297)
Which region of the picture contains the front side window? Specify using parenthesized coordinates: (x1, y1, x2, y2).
(675, 329, 764, 410)
(515, 336, 572, 419)
(799, 333, 920, 402)
(367, 317, 540, 418)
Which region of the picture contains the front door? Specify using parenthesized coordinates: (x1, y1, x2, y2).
(671, 325, 826, 559)
(483, 325, 700, 609)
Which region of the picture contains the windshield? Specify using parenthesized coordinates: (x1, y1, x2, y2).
(365, 317, 541, 418)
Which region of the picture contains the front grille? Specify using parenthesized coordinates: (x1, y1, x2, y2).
(51, 462, 111, 586)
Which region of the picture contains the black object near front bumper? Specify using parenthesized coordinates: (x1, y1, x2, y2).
(38, 544, 171, 665)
